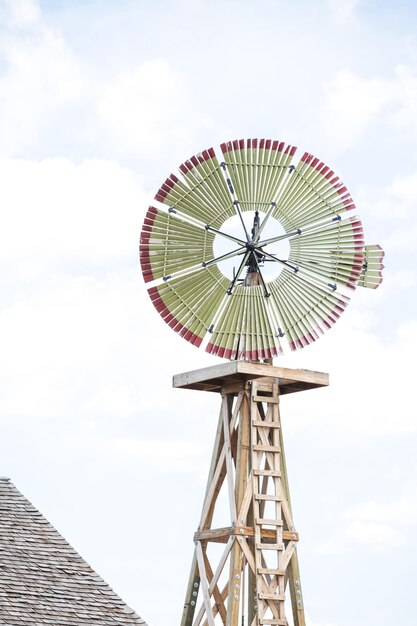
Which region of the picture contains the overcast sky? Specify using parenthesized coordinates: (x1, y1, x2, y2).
(0, 1, 416, 625)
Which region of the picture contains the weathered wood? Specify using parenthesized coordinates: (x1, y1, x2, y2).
(194, 526, 298, 544)
(222, 395, 238, 524)
(180, 408, 225, 626)
(177, 365, 325, 626)
(227, 388, 250, 625)
(278, 420, 306, 626)
(203, 551, 227, 625)
(195, 541, 216, 626)
(193, 539, 233, 626)
(253, 444, 281, 453)
(173, 361, 328, 395)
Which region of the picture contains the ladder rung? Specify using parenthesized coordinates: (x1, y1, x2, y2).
(258, 567, 285, 575)
(252, 420, 280, 428)
(253, 444, 281, 453)
(252, 393, 278, 404)
(259, 620, 288, 625)
(254, 469, 281, 477)
(255, 494, 282, 501)
(256, 543, 284, 550)
(259, 592, 285, 600)
(256, 518, 283, 526)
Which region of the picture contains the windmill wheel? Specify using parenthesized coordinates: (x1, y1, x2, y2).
(140, 139, 384, 360)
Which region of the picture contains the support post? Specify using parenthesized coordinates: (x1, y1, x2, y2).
(175, 362, 328, 626)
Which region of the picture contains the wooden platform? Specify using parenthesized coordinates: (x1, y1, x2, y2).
(173, 361, 328, 395)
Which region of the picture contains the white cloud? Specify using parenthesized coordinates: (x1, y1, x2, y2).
(389, 64, 417, 135)
(322, 70, 392, 149)
(0, 157, 146, 281)
(282, 308, 417, 437)
(97, 58, 194, 154)
(367, 169, 417, 221)
(321, 63, 417, 152)
(306, 615, 338, 626)
(0, 1, 84, 155)
(101, 437, 205, 473)
(328, 0, 360, 23)
(319, 519, 405, 554)
(0, 154, 219, 425)
(0, 156, 150, 421)
(318, 484, 417, 555)
(3, 0, 41, 25)
(359, 167, 417, 260)
(343, 487, 417, 527)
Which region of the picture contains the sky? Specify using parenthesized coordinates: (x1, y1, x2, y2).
(0, 0, 416, 624)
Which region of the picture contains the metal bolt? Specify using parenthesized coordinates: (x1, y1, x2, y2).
(235, 584, 240, 590)
(295, 580, 300, 586)
(191, 601, 195, 606)
(291, 533, 297, 539)
(239, 528, 244, 534)
(192, 591, 197, 597)
(296, 590, 301, 596)
(234, 595, 239, 601)
(235, 574, 240, 580)
(239, 538, 243, 543)
(297, 600, 302, 606)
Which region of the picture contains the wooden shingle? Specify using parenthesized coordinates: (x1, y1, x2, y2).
(0, 477, 148, 625)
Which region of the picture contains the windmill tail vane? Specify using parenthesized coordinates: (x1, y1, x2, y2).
(140, 138, 384, 360)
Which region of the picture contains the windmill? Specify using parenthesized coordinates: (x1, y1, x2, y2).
(139, 139, 384, 626)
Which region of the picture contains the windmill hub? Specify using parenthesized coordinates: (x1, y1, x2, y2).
(245, 243, 265, 276)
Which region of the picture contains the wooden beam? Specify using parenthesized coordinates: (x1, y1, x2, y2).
(195, 526, 299, 543)
(173, 361, 328, 395)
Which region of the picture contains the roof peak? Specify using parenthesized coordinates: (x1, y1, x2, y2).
(0, 477, 148, 625)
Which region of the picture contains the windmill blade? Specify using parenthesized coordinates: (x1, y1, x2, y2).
(140, 206, 215, 283)
(148, 266, 229, 347)
(358, 244, 385, 289)
(207, 284, 283, 360)
(220, 139, 296, 212)
(269, 269, 350, 351)
(154, 149, 235, 229)
(140, 139, 384, 359)
(287, 216, 365, 290)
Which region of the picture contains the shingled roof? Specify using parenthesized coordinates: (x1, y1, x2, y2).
(0, 477, 148, 625)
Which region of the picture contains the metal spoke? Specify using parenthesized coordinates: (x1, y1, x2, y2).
(220, 160, 251, 242)
(226, 250, 251, 294)
(205, 225, 247, 247)
(257, 228, 301, 248)
(166, 206, 209, 231)
(260, 249, 299, 273)
(253, 201, 276, 242)
(234, 200, 251, 242)
(202, 245, 246, 268)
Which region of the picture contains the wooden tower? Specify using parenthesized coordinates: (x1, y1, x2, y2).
(175, 361, 328, 626)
